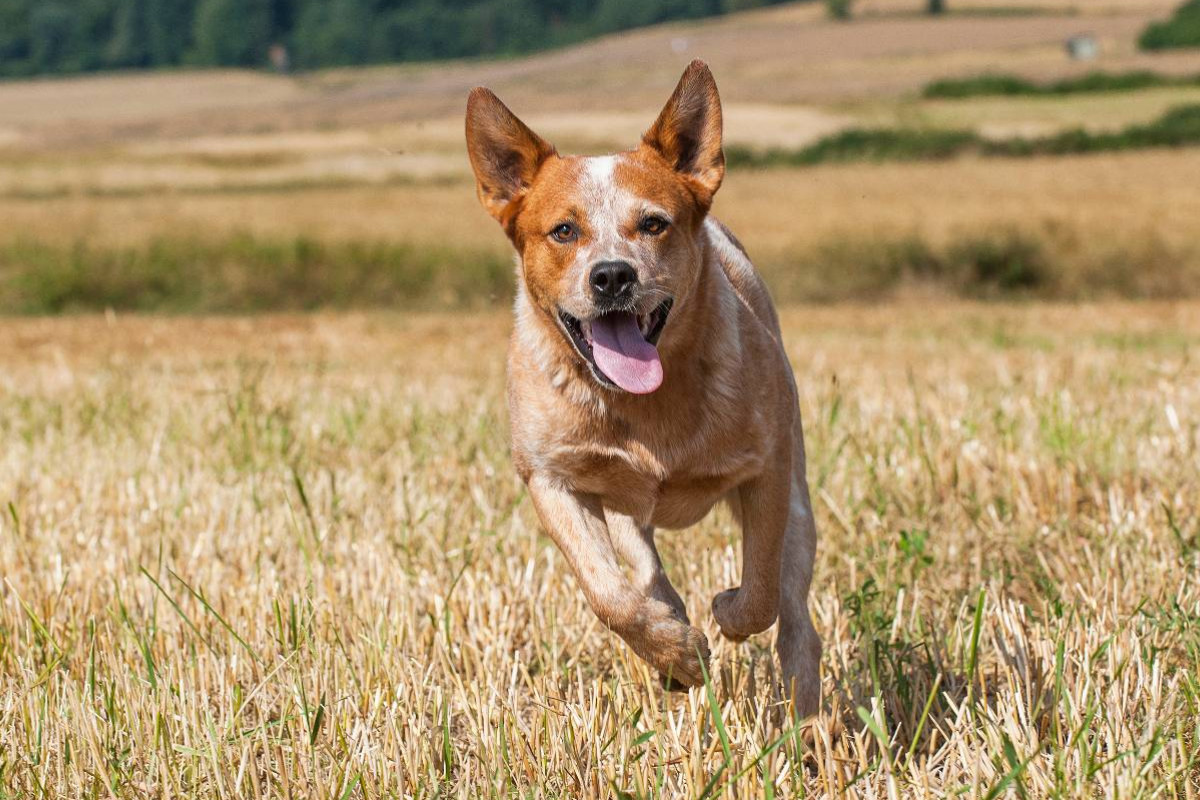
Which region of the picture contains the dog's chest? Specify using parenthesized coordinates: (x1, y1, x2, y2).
(532, 404, 768, 527)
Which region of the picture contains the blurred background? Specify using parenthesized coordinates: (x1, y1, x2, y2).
(1, 0, 1199, 311)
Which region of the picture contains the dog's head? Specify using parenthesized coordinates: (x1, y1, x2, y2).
(465, 60, 724, 395)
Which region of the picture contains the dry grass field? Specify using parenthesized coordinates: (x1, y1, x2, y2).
(1, 305, 1198, 797)
(3, 0, 1200, 796)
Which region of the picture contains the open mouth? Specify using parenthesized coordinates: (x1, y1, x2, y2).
(557, 298, 673, 394)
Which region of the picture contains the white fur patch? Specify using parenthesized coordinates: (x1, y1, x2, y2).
(578, 155, 639, 267)
(585, 155, 616, 186)
(704, 217, 753, 279)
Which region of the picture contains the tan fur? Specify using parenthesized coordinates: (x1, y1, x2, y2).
(465, 60, 821, 715)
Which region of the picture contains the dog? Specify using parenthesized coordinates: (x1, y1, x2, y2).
(465, 60, 821, 716)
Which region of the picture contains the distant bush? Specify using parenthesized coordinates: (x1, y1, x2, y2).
(825, 0, 853, 20)
(795, 128, 978, 164)
(946, 231, 1049, 294)
(786, 231, 1052, 298)
(726, 103, 1200, 167)
(923, 74, 1038, 98)
(0, 236, 513, 314)
(923, 70, 1200, 99)
(988, 103, 1200, 156)
(1140, 0, 1200, 50)
(3, 227, 1198, 313)
(726, 129, 977, 167)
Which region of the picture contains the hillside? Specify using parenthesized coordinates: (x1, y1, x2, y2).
(2, 0, 1200, 309)
(0, 0, 1189, 148)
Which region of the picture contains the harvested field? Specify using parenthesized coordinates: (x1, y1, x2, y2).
(1, 305, 1198, 796)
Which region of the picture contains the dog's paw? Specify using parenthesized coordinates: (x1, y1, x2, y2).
(712, 587, 778, 642)
(636, 607, 710, 688)
(659, 673, 691, 692)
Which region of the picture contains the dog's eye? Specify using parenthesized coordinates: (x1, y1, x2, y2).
(549, 223, 577, 243)
(640, 216, 669, 235)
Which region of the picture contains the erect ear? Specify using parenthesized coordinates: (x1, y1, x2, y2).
(465, 87, 556, 235)
(641, 59, 724, 208)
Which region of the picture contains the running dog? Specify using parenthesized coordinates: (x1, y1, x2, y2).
(465, 60, 821, 715)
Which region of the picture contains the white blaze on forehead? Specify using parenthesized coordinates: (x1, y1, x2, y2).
(584, 155, 617, 188)
(578, 154, 638, 263)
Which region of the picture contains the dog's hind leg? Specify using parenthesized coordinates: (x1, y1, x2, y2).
(776, 439, 822, 717)
(607, 510, 689, 625)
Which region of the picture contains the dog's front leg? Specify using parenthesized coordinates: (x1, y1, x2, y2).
(606, 510, 689, 625)
(712, 446, 791, 641)
(528, 474, 710, 687)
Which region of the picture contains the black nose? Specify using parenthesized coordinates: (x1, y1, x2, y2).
(589, 261, 638, 300)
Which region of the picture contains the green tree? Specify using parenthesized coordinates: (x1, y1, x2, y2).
(106, 0, 151, 67)
(192, 0, 272, 65)
(0, 0, 800, 77)
(369, 0, 476, 61)
(292, 0, 373, 66)
(0, 0, 34, 76)
(29, 2, 78, 72)
(147, 0, 198, 66)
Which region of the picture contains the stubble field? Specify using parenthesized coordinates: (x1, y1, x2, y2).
(1, 304, 1198, 797)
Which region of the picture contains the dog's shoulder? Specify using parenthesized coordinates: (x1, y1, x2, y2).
(704, 217, 783, 342)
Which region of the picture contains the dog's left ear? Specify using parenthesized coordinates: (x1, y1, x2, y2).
(642, 59, 724, 209)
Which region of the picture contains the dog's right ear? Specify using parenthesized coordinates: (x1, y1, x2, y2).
(465, 88, 556, 235)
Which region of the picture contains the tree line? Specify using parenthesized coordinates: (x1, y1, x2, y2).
(826, 0, 944, 19)
(0, 0, 795, 78)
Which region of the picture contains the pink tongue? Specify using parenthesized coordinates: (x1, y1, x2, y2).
(590, 312, 663, 394)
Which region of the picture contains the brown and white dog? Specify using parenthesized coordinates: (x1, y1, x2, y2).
(465, 60, 821, 716)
